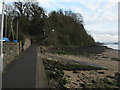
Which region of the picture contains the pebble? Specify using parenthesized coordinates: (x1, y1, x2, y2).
(72, 82, 78, 85)
(91, 80, 97, 84)
(77, 80, 80, 82)
(98, 71, 105, 74)
(66, 75, 70, 78)
(80, 83, 86, 87)
(54, 68, 58, 71)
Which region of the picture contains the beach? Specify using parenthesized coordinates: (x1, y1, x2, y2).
(40, 44, 119, 88)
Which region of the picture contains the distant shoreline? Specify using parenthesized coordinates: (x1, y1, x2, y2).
(102, 43, 119, 51)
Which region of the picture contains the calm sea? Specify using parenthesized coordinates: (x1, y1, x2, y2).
(103, 43, 119, 50)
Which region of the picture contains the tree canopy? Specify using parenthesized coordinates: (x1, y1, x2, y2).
(5, 1, 95, 47)
(44, 10, 94, 46)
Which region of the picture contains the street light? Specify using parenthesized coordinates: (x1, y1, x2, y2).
(0, 1, 4, 90)
(0, 1, 5, 72)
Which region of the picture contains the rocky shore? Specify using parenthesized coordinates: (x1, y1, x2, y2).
(40, 44, 120, 88)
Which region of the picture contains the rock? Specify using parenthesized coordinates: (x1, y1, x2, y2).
(106, 75, 115, 79)
(53, 71, 57, 75)
(49, 64, 52, 67)
(78, 75, 80, 78)
(54, 68, 58, 71)
(47, 66, 51, 69)
(82, 73, 84, 75)
(115, 72, 120, 77)
(98, 71, 105, 74)
(72, 82, 78, 85)
(111, 58, 120, 61)
(63, 85, 68, 88)
(115, 72, 120, 80)
(60, 74, 64, 77)
(73, 71, 79, 73)
(80, 83, 86, 87)
(66, 75, 70, 78)
(47, 57, 52, 60)
(91, 80, 97, 84)
(107, 81, 113, 85)
(77, 80, 80, 82)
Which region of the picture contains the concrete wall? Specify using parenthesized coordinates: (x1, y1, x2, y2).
(3, 42, 19, 69)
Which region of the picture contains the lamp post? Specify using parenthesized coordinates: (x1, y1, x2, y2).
(0, 1, 5, 72)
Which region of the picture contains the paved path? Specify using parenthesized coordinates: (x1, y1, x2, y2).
(2, 44, 49, 88)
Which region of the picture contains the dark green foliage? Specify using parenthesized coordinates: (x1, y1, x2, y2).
(8, 1, 95, 46)
(44, 10, 95, 47)
(7, 1, 46, 42)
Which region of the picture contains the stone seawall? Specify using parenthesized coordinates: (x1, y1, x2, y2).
(3, 42, 19, 69)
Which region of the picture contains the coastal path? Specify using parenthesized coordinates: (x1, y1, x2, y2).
(2, 44, 49, 88)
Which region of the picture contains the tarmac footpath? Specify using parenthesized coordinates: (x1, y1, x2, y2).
(2, 44, 49, 88)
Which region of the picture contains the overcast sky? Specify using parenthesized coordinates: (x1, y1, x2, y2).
(0, 0, 119, 43)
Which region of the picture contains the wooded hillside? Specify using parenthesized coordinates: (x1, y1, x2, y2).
(4, 1, 95, 47)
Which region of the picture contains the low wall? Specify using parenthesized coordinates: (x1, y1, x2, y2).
(3, 36, 31, 69)
(3, 42, 19, 69)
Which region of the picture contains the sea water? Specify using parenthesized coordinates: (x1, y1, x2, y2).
(103, 43, 119, 50)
